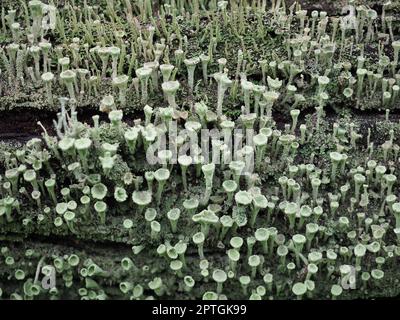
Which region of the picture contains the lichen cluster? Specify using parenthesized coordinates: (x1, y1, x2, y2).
(1, 0, 400, 300)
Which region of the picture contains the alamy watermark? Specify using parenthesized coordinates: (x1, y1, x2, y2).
(145, 121, 257, 175)
(34, 260, 56, 290)
(341, 265, 357, 290)
(341, 4, 358, 31)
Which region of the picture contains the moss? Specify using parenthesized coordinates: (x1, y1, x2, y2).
(1, 0, 400, 301)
